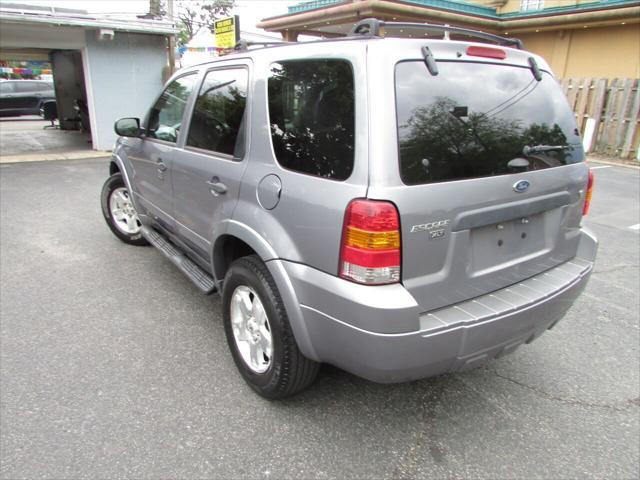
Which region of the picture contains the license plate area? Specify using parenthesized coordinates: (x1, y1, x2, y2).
(470, 213, 546, 272)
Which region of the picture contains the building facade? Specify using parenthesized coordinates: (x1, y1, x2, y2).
(0, 3, 175, 150)
(258, 0, 640, 78)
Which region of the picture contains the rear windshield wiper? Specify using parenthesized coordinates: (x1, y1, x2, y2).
(522, 144, 571, 155)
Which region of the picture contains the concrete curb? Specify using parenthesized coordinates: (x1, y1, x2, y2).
(0, 150, 110, 164)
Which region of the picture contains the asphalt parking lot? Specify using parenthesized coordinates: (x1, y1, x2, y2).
(1, 158, 638, 479)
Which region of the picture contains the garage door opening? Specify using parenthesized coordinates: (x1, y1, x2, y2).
(1, 47, 93, 159)
(1, 3, 174, 156)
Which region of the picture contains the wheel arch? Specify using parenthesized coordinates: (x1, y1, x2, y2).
(212, 220, 278, 283)
(109, 153, 136, 208)
(109, 161, 120, 176)
(213, 234, 258, 285)
(37, 98, 54, 112)
(212, 222, 319, 361)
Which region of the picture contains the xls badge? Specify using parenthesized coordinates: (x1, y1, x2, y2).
(411, 219, 450, 240)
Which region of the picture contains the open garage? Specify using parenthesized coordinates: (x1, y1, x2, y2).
(0, 3, 175, 155)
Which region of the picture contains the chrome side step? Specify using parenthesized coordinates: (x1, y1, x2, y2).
(141, 226, 216, 294)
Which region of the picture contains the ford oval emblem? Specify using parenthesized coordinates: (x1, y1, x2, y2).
(513, 180, 530, 193)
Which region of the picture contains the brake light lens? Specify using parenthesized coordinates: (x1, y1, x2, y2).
(583, 169, 594, 215)
(340, 199, 401, 285)
(466, 46, 507, 60)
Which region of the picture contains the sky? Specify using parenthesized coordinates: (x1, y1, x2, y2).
(8, 0, 300, 35)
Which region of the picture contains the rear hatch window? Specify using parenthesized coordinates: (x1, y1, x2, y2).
(395, 61, 583, 185)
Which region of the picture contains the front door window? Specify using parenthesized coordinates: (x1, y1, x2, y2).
(147, 74, 196, 143)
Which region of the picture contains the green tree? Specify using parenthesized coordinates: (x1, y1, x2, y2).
(175, 0, 235, 47)
(138, 0, 166, 19)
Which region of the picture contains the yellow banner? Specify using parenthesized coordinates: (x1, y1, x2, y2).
(215, 16, 240, 49)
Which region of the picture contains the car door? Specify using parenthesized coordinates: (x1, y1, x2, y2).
(126, 73, 198, 231)
(171, 64, 250, 262)
(0, 82, 17, 114)
(39, 82, 56, 102)
(13, 82, 40, 112)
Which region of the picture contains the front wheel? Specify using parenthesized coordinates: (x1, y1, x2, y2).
(100, 173, 148, 246)
(222, 255, 319, 399)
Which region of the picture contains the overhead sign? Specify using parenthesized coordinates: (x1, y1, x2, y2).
(214, 15, 240, 49)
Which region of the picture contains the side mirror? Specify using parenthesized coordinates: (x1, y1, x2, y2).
(114, 117, 141, 137)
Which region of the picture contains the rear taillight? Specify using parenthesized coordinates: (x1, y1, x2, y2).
(339, 199, 401, 285)
(583, 169, 594, 215)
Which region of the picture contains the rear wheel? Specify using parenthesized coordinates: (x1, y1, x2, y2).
(222, 255, 319, 399)
(100, 173, 148, 246)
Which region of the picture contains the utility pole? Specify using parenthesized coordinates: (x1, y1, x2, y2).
(167, 0, 176, 75)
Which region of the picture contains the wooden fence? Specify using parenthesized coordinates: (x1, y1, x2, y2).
(560, 78, 640, 160)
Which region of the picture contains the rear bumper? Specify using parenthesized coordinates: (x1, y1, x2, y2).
(278, 228, 597, 383)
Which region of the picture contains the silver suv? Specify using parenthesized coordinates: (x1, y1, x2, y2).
(101, 20, 598, 399)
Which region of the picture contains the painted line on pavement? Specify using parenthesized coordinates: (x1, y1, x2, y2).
(590, 165, 611, 170)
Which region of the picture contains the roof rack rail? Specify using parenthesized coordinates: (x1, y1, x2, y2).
(234, 39, 292, 51)
(349, 18, 523, 49)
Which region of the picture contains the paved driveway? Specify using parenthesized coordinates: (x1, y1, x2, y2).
(1, 159, 638, 479)
(0, 117, 91, 157)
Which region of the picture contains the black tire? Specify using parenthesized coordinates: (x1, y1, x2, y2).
(100, 173, 148, 246)
(222, 255, 320, 399)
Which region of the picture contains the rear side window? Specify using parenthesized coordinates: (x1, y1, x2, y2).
(395, 61, 583, 185)
(268, 59, 354, 180)
(0, 82, 15, 94)
(14, 82, 38, 93)
(187, 68, 248, 157)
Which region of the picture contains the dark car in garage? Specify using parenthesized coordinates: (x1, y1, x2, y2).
(0, 80, 55, 117)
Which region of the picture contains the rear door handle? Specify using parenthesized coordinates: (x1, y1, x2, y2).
(206, 177, 227, 195)
(156, 159, 167, 172)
